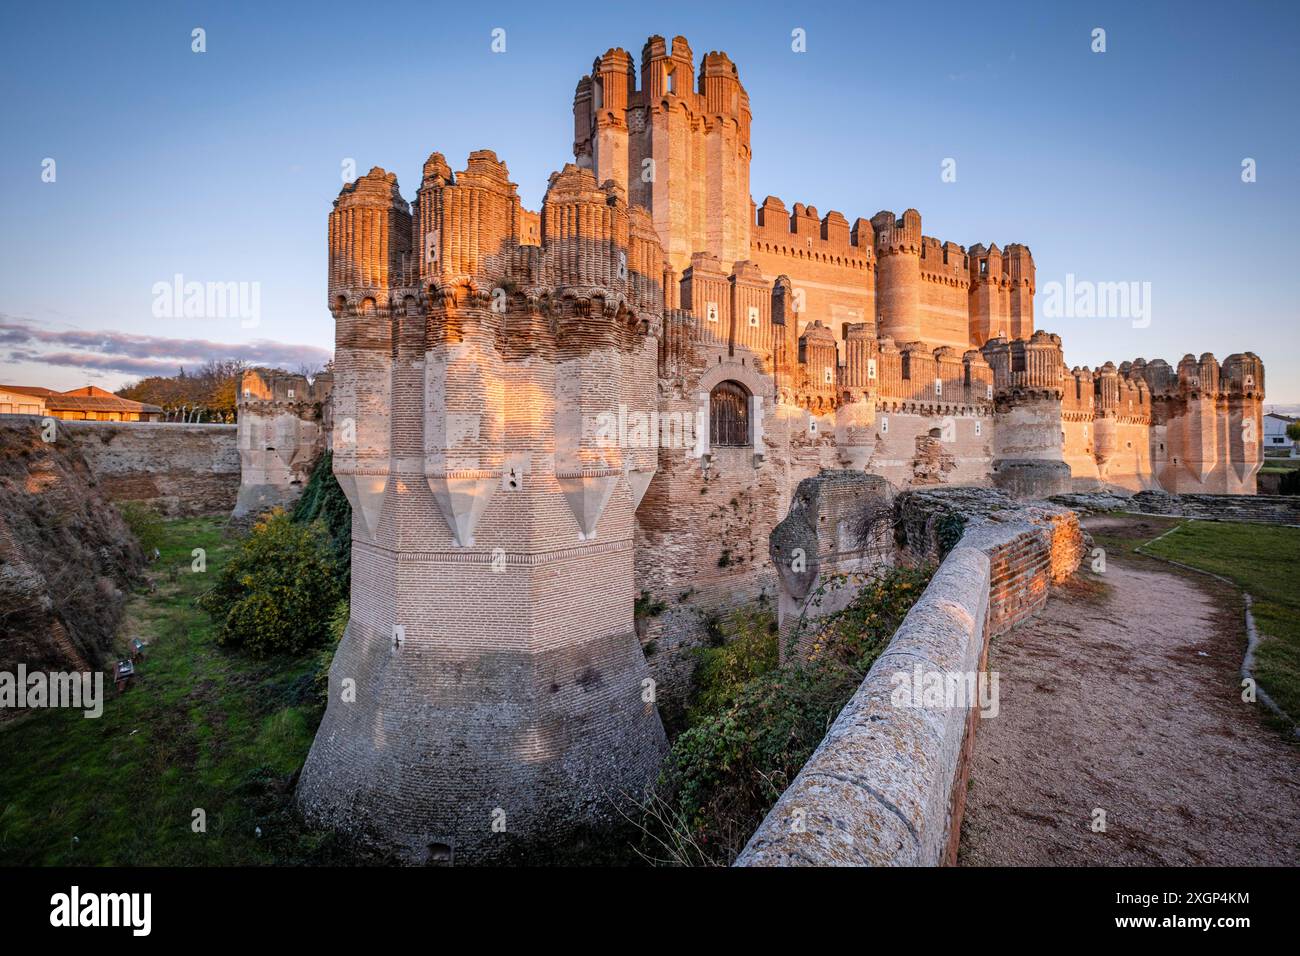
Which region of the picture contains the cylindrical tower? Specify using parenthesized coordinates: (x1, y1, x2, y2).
(872, 210, 923, 344)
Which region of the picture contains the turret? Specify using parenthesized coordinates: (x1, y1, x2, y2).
(328, 166, 411, 296)
(968, 242, 1009, 346)
(590, 48, 635, 198)
(963, 349, 993, 404)
(302, 150, 669, 865)
(872, 209, 923, 344)
(797, 320, 838, 406)
(327, 167, 411, 538)
(681, 252, 731, 347)
(1004, 243, 1035, 340)
(728, 259, 771, 362)
(842, 322, 877, 392)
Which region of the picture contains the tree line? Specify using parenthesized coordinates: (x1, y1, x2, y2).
(115, 359, 323, 423)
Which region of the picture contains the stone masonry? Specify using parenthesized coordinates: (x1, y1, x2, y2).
(232, 367, 332, 518)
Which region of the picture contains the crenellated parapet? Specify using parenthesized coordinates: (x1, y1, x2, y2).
(1064, 366, 1096, 417)
(919, 236, 968, 286)
(751, 196, 875, 271)
(982, 330, 1064, 399)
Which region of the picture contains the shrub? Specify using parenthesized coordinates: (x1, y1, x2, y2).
(634, 590, 666, 620)
(199, 509, 344, 656)
(651, 563, 933, 865)
(117, 501, 164, 556)
(312, 600, 349, 708)
(290, 452, 351, 587)
(687, 607, 778, 723)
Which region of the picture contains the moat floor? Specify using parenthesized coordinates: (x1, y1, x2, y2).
(959, 519, 1300, 866)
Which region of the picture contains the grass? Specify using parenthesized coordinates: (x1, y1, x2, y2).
(1138, 520, 1300, 727)
(0, 516, 360, 865)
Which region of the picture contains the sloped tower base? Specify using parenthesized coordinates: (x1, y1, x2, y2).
(298, 614, 665, 864)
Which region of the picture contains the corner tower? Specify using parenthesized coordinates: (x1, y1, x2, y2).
(299, 153, 667, 864)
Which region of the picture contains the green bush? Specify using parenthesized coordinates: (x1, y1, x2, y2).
(199, 509, 344, 656)
(653, 564, 933, 864)
(687, 607, 778, 723)
(117, 501, 164, 555)
(290, 452, 352, 587)
(312, 600, 349, 708)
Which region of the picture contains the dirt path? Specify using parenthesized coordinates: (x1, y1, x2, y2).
(959, 516, 1300, 866)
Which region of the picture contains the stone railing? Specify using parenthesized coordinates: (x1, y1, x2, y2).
(736, 490, 1083, 866)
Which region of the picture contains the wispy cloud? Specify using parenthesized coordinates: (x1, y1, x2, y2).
(0, 316, 331, 381)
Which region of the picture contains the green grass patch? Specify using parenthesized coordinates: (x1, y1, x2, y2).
(1140, 520, 1300, 726)
(0, 516, 357, 866)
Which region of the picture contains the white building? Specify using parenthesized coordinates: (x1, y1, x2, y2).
(1264, 413, 1298, 455)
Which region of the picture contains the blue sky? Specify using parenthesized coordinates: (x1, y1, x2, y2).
(1, 0, 1297, 402)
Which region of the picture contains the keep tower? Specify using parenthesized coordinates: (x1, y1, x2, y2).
(573, 35, 752, 276)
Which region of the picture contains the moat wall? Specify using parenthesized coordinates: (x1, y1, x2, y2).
(738, 490, 1084, 866)
(47, 418, 239, 516)
(1052, 489, 1300, 526)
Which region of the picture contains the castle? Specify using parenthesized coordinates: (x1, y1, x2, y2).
(296, 35, 1266, 863)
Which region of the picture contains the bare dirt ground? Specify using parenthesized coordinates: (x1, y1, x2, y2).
(959, 514, 1300, 866)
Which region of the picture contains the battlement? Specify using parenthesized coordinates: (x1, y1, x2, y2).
(919, 236, 968, 284)
(871, 209, 922, 255)
(968, 242, 1034, 288)
(238, 367, 332, 408)
(1094, 351, 1266, 402)
(640, 35, 697, 100)
(1063, 366, 1097, 415)
(751, 196, 874, 267)
(982, 330, 1065, 396)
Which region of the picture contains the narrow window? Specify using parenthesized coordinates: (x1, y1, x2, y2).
(709, 381, 751, 447)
